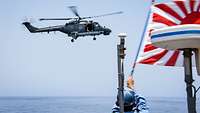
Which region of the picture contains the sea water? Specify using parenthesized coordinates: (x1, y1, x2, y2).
(0, 97, 199, 113)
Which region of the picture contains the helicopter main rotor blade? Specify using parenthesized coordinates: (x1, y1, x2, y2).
(39, 18, 75, 21)
(82, 11, 123, 19)
(68, 6, 81, 19)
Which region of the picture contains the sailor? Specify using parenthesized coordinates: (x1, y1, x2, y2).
(112, 76, 149, 113)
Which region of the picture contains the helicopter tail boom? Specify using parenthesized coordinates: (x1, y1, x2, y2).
(22, 22, 39, 33)
(22, 22, 62, 33)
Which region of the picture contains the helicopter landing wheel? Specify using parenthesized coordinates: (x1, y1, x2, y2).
(93, 37, 96, 40)
(71, 39, 75, 42)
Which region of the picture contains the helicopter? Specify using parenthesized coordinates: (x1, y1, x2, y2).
(22, 6, 122, 42)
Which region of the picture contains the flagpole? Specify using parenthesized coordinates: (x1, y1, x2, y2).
(130, 0, 155, 76)
(183, 49, 197, 113)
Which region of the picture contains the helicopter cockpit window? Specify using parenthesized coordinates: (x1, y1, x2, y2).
(95, 23, 100, 27)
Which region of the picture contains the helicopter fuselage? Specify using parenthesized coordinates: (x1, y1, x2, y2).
(22, 6, 122, 42)
(22, 21, 111, 42)
(61, 21, 111, 36)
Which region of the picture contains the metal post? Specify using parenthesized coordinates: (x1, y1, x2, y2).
(117, 33, 126, 113)
(183, 49, 197, 113)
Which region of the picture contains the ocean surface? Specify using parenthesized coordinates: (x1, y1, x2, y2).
(0, 97, 199, 113)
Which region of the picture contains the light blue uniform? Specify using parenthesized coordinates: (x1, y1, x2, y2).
(112, 88, 149, 113)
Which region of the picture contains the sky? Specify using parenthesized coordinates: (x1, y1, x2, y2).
(0, 0, 200, 98)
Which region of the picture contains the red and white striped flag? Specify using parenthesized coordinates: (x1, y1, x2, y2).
(136, 0, 200, 66)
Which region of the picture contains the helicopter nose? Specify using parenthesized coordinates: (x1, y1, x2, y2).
(104, 28, 112, 35)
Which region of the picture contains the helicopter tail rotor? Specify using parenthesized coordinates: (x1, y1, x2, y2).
(21, 17, 37, 32)
(22, 16, 36, 23)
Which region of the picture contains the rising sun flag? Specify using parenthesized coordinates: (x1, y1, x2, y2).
(133, 1, 200, 113)
(136, 0, 200, 67)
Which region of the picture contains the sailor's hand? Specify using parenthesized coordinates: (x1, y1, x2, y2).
(127, 76, 134, 89)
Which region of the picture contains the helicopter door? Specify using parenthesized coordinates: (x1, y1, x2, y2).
(86, 23, 93, 31)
